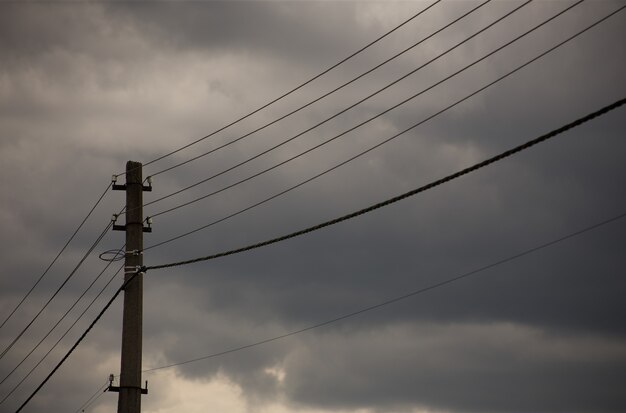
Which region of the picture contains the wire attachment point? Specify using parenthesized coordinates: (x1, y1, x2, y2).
(142, 176, 153, 192)
(112, 178, 126, 191)
(143, 217, 153, 233)
(99, 249, 125, 262)
(112, 214, 125, 231)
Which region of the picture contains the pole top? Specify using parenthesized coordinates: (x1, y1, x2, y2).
(126, 160, 143, 169)
(125, 161, 143, 182)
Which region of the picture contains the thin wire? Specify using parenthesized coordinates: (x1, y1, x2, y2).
(0, 261, 124, 404)
(0, 206, 128, 385)
(14, 270, 140, 413)
(0, 221, 113, 361)
(122, 0, 443, 175)
(0, 249, 116, 386)
(143, 5, 625, 254)
(0, 265, 122, 405)
(142, 210, 626, 372)
(73, 381, 108, 413)
(145, 0, 489, 181)
(80, 385, 107, 413)
(0, 182, 111, 331)
(147, 0, 539, 218)
(144, 95, 626, 267)
(79, 208, 626, 403)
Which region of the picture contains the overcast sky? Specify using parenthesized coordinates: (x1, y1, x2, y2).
(1, 1, 625, 412)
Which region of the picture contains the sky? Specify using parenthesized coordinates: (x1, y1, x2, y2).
(0, 1, 625, 412)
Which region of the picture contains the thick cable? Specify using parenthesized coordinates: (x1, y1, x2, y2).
(0, 221, 113, 361)
(120, 0, 442, 176)
(148, 0, 541, 218)
(141, 211, 626, 372)
(143, 5, 624, 254)
(145, 0, 489, 181)
(14, 270, 139, 413)
(0, 183, 111, 331)
(0, 262, 124, 403)
(144, 95, 626, 267)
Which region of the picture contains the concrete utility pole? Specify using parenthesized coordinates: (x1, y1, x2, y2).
(111, 161, 151, 413)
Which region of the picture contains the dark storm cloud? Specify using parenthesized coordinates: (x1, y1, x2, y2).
(103, 1, 369, 64)
(1, 1, 626, 413)
(281, 324, 626, 412)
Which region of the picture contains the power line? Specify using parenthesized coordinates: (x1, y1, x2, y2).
(73, 381, 108, 413)
(74, 208, 626, 412)
(140, 210, 626, 372)
(20, 2, 624, 409)
(14, 270, 140, 413)
(0, 221, 113, 361)
(78, 209, 626, 406)
(143, 95, 626, 268)
(142, 4, 625, 254)
(0, 250, 115, 386)
(144, 0, 490, 181)
(0, 262, 123, 404)
(145, 0, 542, 219)
(124, 0, 442, 175)
(0, 183, 111, 331)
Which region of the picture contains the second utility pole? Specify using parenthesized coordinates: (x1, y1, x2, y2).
(113, 161, 150, 413)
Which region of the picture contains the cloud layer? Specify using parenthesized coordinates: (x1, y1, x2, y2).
(1, 1, 625, 412)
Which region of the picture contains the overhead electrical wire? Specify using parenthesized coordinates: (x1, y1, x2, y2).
(119, 0, 443, 176)
(140, 211, 626, 373)
(143, 94, 626, 267)
(18, 95, 626, 413)
(1, 206, 124, 408)
(0, 258, 124, 403)
(73, 381, 108, 413)
(64, 212, 626, 409)
(0, 197, 127, 380)
(144, 0, 491, 181)
(0, 264, 123, 405)
(144, 0, 539, 218)
(3, 0, 530, 364)
(140, 0, 517, 213)
(27, 100, 626, 407)
(71, 209, 626, 413)
(0, 183, 111, 332)
(14, 270, 141, 413)
(143, 1, 623, 253)
(18, 3, 625, 410)
(0, 221, 114, 362)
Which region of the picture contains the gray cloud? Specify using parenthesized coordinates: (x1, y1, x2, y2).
(1, 1, 625, 412)
(281, 323, 626, 412)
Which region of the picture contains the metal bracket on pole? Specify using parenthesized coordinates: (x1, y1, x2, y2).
(111, 215, 152, 232)
(143, 176, 153, 192)
(124, 266, 142, 275)
(112, 174, 151, 191)
(112, 214, 126, 232)
(143, 217, 153, 233)
(112, 175, 152, 192)
(107, 374, 148, 395)
(112, 175, 126, 191)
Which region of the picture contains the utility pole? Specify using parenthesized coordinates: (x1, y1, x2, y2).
(111, 161, 151, 413)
